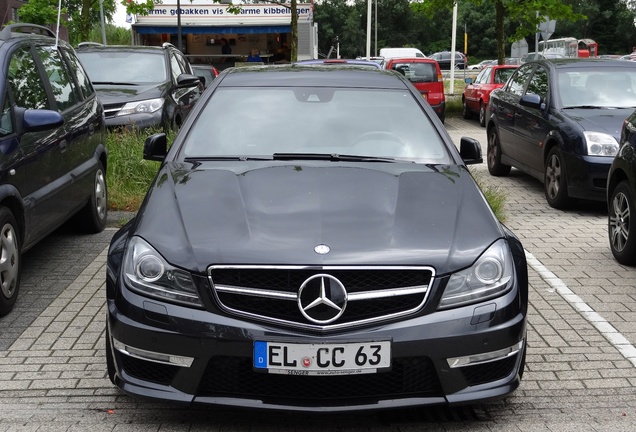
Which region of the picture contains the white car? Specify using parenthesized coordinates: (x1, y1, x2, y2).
(468, 59, 494, 70)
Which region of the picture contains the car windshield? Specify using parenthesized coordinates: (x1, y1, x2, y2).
(181, 87, 451, 163)
(77, 51, 167, 84)
(558, 69, 636, 109)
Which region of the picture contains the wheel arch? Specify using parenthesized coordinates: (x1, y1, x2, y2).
(0, 186, 25, 246)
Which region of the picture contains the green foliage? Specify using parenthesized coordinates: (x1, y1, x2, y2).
(16, 0, 63, 26)
(85, 23, 132, 45)
(106, 128, 173, 211)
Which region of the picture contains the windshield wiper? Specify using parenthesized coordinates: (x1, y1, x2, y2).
(272, 153, 403, 163)
(184, 156, 272, 162)
(563, 105, 603, 109)
(92, 81, 139, 86)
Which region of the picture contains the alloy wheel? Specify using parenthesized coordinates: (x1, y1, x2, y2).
(0, 222, 18, 299)
(609, 191, 630, 253)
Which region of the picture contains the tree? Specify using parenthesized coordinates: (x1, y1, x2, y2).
(412, 0, 583, 64)
(15, 0, 61, 27)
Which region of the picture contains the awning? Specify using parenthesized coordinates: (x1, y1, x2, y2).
(134, 25, 291, 35)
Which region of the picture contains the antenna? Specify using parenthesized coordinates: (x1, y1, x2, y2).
(55, 0, 62, 48)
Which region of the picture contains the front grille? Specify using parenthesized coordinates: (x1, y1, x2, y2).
(120, 353, 180, 385)
(102, 103, 125, 119)
(209, 266, 434, 330)
(461, 355, 518, 386)
(198, 356, 443, 402)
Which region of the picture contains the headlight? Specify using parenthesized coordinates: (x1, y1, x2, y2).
(117, 98, 164, 117)
(584, 131, 618, 156)
(439, 239, 514, 309)
(123, 236, 202, 307)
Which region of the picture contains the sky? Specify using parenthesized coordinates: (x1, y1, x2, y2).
(112, 3, 131, 28)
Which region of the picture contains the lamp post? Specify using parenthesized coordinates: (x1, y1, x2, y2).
(177, 0, 183, 52)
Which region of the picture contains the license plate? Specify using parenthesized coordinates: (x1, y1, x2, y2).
(253, 341, 391, 376)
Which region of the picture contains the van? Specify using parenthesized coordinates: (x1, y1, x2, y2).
(379, 47, 426, 59)
(384, 57, 446, 123)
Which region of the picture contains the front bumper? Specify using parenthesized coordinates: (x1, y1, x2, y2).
(106, 272, 527, 412)
(104, 111, 164, 131)
(564, 153, 612, 202)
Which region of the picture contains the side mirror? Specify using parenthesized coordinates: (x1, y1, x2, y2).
(459, 137, 483, 165)
(143, 133, 168, 161)
(176, 73, 203, 89)
(18, 108, 64, 133)
(519, 93, 544, 110)
(464, 77, 473, 84)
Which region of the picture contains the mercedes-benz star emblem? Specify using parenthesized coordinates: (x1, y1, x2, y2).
(314, 244, 330, 255)
(297, 274, 347, 324)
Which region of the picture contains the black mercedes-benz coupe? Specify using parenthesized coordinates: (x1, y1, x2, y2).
(105, 64, 528, 412)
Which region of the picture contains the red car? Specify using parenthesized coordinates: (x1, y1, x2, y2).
(384, 57, 446, 123)
(462, 64, 518, 126)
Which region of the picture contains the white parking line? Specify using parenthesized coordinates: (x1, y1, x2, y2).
(525, 250, 636, 367)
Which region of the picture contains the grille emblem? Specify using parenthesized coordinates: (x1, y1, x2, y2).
(314, 244, 330, 254)
(297, 274, 347, 324)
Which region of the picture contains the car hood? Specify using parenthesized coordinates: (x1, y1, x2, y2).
(93, 83, 166, 105)
(563, 108, 634, 140)
(133, 162, 505, 275)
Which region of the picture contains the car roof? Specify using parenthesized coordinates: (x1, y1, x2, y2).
(386, 57, 437, 63)
(76, 43, 174, 54)
(530, 58, 636, 69)
(219, 64, 405, 89)
(0, 23, 67, 46)
(295, 59, 383, 69)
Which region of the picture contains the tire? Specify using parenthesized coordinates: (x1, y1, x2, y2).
(487, 128, 511, 176)
(544, 147, 572, 209)
(0, 207, 21, 317)
(462, 98, 471, 119)
(608, 180, 636, 265)
(479, 102, 487, 127)
(75, 162, 108, 233)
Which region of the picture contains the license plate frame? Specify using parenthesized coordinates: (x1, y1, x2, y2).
(253, 340, 391, 376)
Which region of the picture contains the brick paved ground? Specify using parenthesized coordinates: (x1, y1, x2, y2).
(1, 116, 635, 431)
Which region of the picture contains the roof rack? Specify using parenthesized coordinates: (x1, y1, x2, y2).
(77, 41, 104, 48)
(0, 23, 55, 40)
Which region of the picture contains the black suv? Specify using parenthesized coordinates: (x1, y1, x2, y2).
(430, 51, 467, 70)
(76, 43, 201, 132)
(0, 24, 108, 316)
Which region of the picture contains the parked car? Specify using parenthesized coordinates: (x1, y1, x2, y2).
(607, 111, 636, 265)
(76, 43, 201, 132)
(429, 51, 467, 69)
(467, 59, 495, 70)
(296, 58, 383, 69)
(105, 65, 528, 412)
(504, 57, 522, 65)
(191, 64, 219, 89)
(462, 64, 518, 126)
(379, 47, 426, 59)
(384, 57, 445, 122)
(0, 24, 108, 316)
(486, 59, 636, 209)
(522, 52, 567, 63)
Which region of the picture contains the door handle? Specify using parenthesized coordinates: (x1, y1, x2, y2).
(59, 140, 67, 152)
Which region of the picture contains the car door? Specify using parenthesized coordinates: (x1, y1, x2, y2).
(4, 43, 72, 245)
(492, 64, 534, 164)
(466, 67, 489, 112)
(512, 64, 551, 174)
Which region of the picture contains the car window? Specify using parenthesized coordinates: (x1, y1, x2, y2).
(391, 62, 437, 82)
(78, 50, 167, 84)
(8, 45, 50, 109)
(62, 47, 94, 100)
(558, 68, 636, 108)
(170, 52, 183, 81)
(507, 65, 534, 96)
(182, 87, 451, 163)
(0, 91, 14, 137)
(35, 45, 78, 112)
(494, 68, 515, 85)
(475, 67, 489, 84)
(525, 66, 548, 100)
